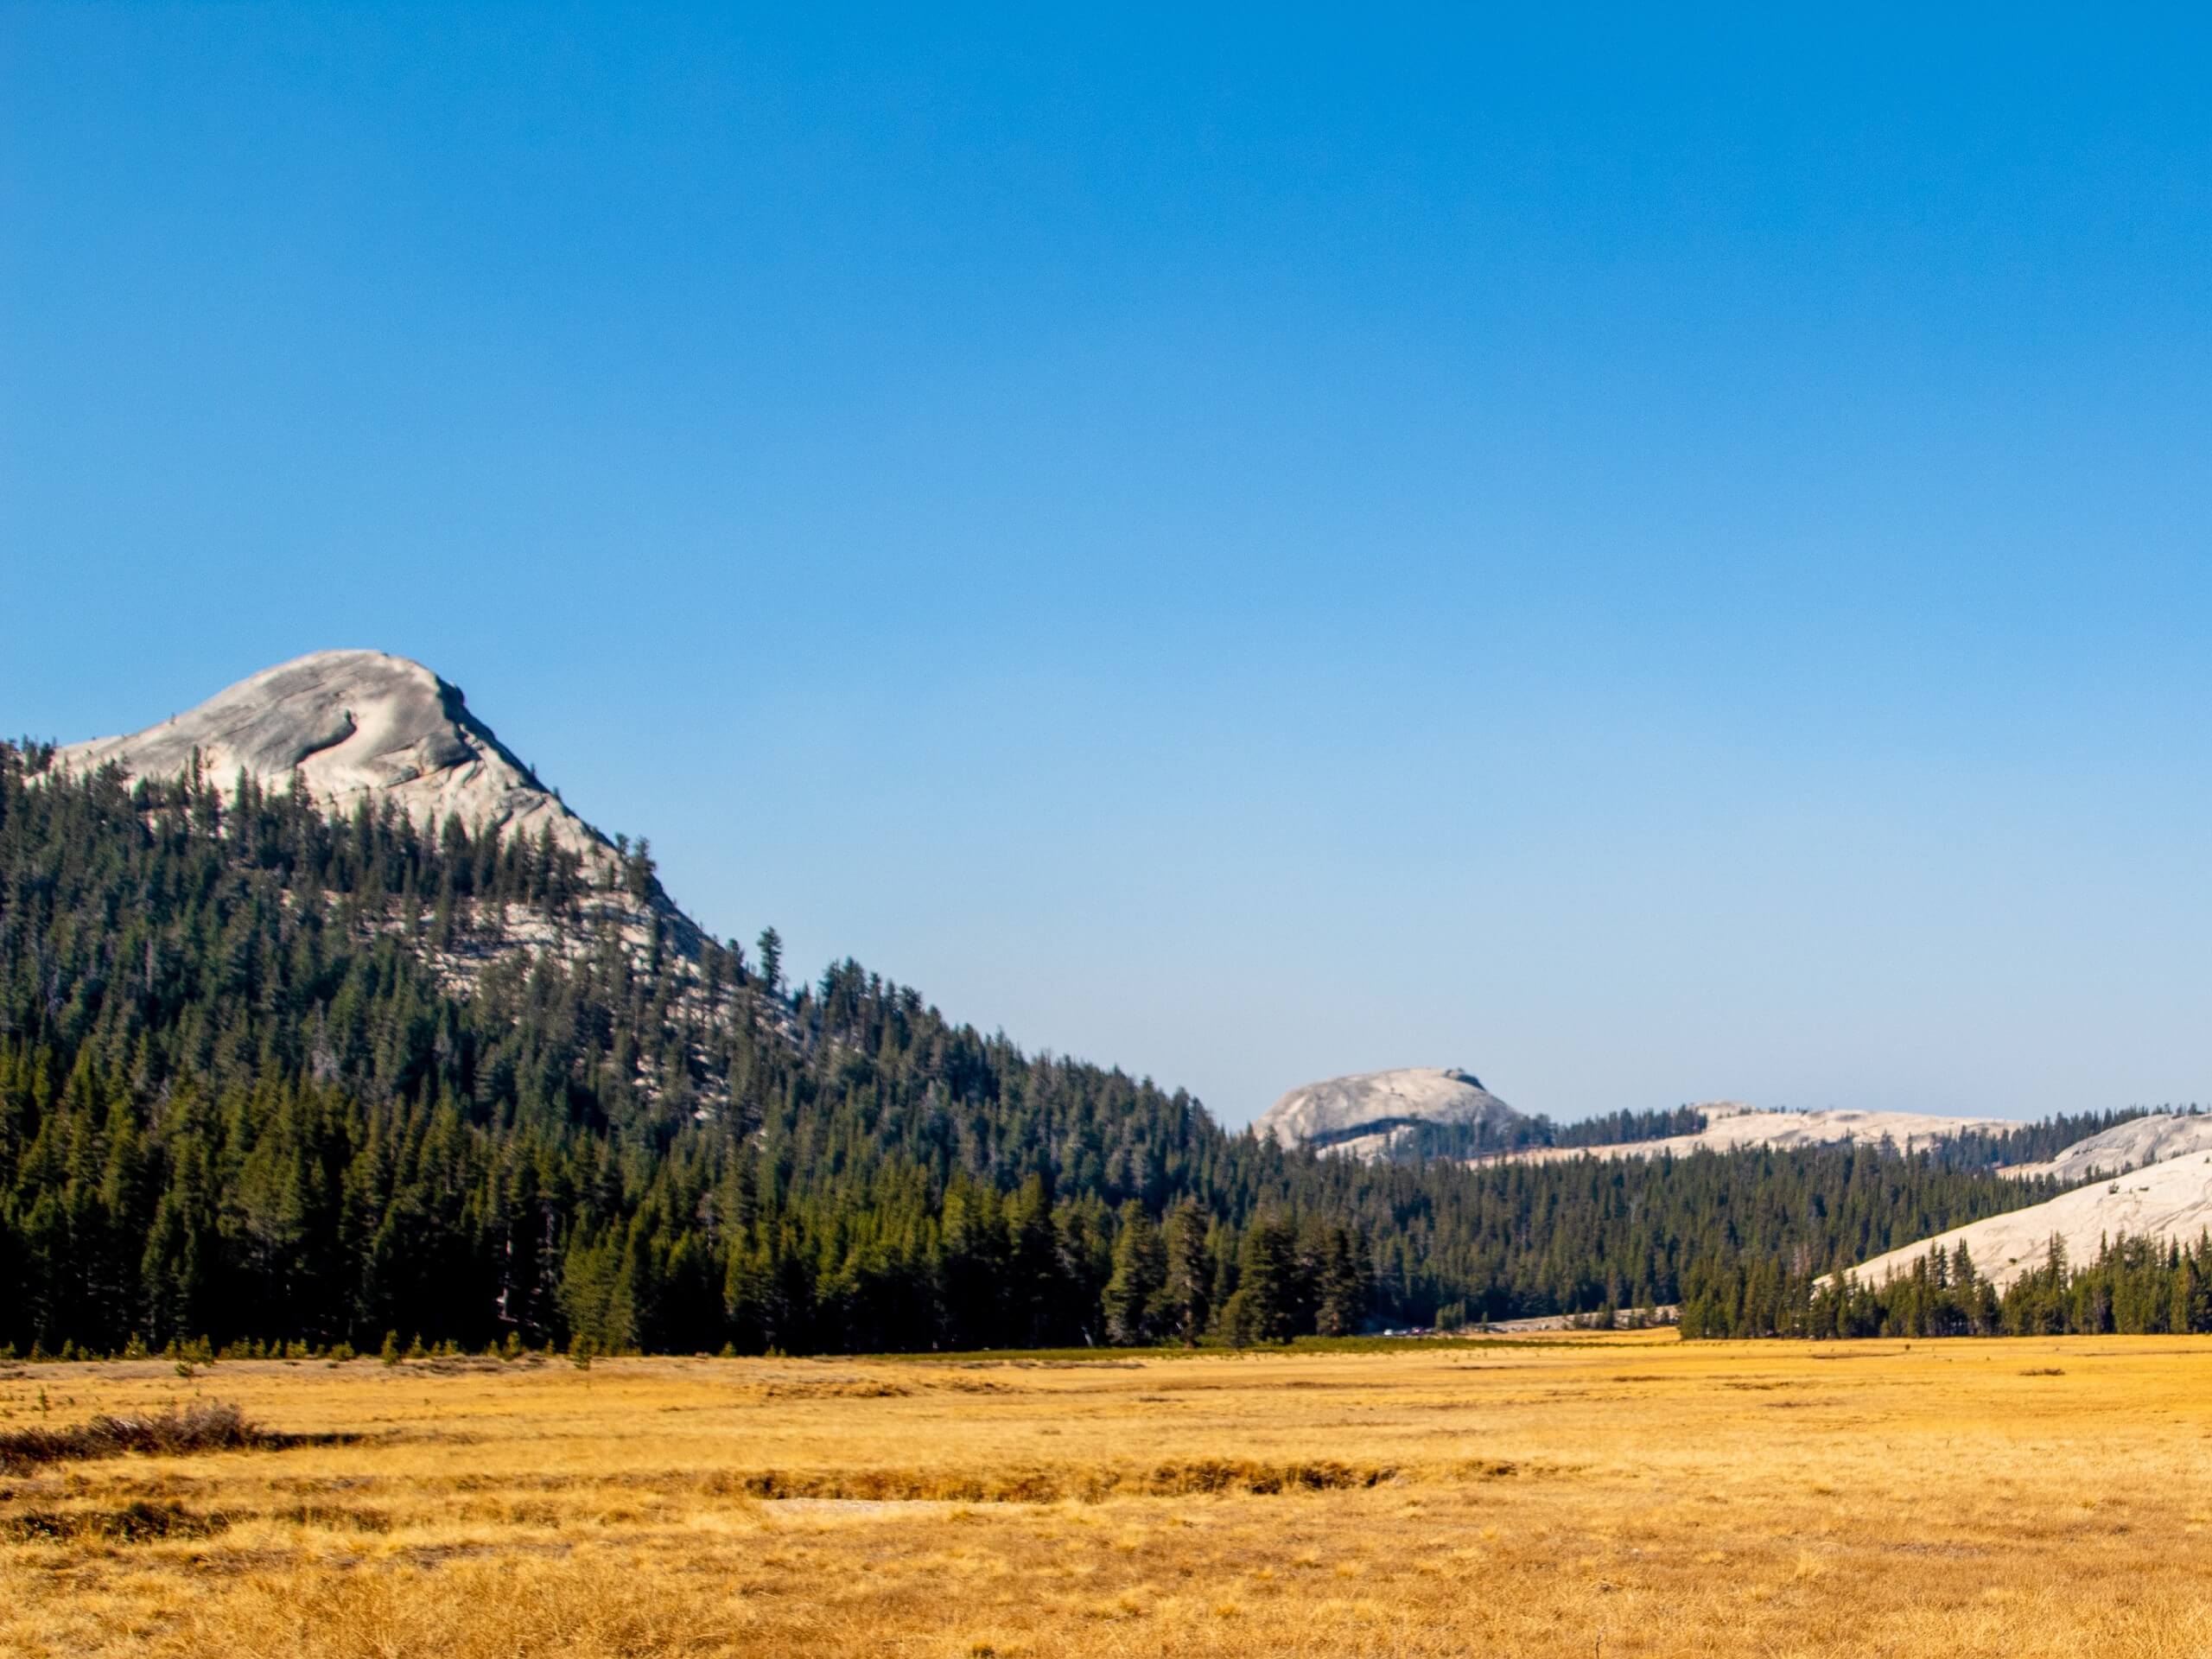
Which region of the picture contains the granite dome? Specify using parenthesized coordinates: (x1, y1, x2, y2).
(1254, 1067, 1521, 1158)
(55, 650, 611, 870)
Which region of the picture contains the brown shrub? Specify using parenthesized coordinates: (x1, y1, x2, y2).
(0, 1400, 270, 1469)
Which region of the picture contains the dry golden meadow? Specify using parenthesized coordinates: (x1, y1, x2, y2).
(6, 1333, 2212, 1657)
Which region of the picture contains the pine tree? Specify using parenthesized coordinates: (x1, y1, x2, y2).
(1238, 1213, 1301, 1343)
(1103, 1204, 1166, 1345)
(1311, 1224, 1368, 1338)
(1161, 1200, 1212, 1344)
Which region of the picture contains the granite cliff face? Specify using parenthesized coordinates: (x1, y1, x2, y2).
(1253, 1067, 1521, 1158)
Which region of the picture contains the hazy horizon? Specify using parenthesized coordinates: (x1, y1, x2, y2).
(6, 10, 2208, 1127)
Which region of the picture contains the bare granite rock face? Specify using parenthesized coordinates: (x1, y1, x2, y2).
(1253, 1067, 1521, 1157)
(1840, 1113, 2212, 1291)
(2001, 1112, 2212, 1183)
(57, 650, 611, 870)
(1849, 1147, 2212, 1291)
(1491, 1103, 2013, 1166)
(53, 650, 709, 969)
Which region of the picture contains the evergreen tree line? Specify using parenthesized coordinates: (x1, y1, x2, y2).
(1681, 1230, 2212, 1339)
(1398, 1104, 1712, 1160)
(0, 745, 2103, 1355)
(1929, 1108, 2169, 1169)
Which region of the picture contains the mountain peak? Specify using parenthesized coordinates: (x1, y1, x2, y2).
(56, 649, 607, 871)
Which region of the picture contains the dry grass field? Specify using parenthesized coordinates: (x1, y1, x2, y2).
(6, 1333, 2212, 1657)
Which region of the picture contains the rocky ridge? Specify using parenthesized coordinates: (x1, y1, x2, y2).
(1258, 1071, 2012, 1167)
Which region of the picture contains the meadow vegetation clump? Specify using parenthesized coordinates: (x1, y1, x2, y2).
(0, 1399, 265, 1469)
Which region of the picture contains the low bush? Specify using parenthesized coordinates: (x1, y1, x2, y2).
(0, 1400, 268, 1469)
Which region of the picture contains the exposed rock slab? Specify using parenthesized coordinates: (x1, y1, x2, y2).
(55, 650, 612, 870)
(1492, 1103, 2012, 1166)
(2004, 1114, 2212, 1183)
(1254, 1068, 1520, 1156)
(51, 650, 709, 972)
(1848, 1150, 2212, 1290)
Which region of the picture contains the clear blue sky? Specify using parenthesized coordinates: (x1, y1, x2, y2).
(4, 7, 2208, 1126)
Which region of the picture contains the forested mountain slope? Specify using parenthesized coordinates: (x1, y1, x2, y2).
(0, 664, 2080, 1357)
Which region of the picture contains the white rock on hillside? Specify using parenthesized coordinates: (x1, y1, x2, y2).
(1493, 1103, 2012, 1166)
(56, 650, 614, 873)
(52, 649, 709, 973)
(1848, 1150, 2212, 1291)
(2004, 1114, 2212, 1183)
(1254, 1068, 1521, 1158)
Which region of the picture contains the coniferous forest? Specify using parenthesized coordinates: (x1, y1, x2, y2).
(0, 741, 2186, 1357)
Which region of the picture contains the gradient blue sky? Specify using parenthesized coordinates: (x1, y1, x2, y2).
(4, 7, 2208, 1126)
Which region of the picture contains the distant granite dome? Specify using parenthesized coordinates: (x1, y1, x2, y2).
(56, 649, 610, 862)
(1254, 1067, 1522, 1156)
